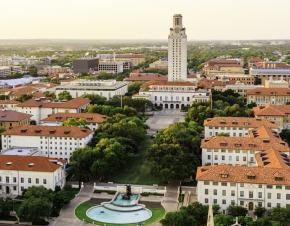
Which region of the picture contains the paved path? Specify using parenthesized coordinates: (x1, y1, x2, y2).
(146, 110, 185, 135)
(52, 184, 94, 226)
(161, 183, 179, 212)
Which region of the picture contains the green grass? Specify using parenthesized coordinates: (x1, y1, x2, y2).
(106, 137, 164, 185)
(75, 201, 165, 226)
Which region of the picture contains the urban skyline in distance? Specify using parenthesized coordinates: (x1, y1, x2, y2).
(1, 0, 290, 40)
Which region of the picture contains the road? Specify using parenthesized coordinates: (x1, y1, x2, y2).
(146, 110, 185, 135)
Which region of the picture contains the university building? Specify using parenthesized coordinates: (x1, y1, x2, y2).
(1, 125, 93, 160)
(135, 14, 210, 109)
(0, 155, 65, 197)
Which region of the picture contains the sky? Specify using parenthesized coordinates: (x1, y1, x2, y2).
(1, 0, 290, 40)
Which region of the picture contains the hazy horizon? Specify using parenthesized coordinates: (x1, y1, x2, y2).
(1, 0, 290, 40)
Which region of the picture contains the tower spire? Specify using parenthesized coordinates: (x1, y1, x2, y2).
(206, 204, 215, 226)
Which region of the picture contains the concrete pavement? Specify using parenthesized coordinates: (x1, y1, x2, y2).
(51, 184, 94, 226)
(146, 110, 185, 135)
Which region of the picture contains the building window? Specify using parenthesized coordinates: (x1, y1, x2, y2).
(13, 177, 16, 183)
(258, 192, 262, 198)
(231, 190, 235, 196)
(205, 198, 209, 204)
(286, 194, 290, 200)
(222, 190, 226, 196)
(21, 178, 24, 183)
(36, 178, 39, 184)
(240, 191, 244, 197)
(6, 177, 9, 183)
(249, 191, 254, 198)
(267, 193, 271, 199)
(205, 189, 208, 195)
(28, 178, 31, 183)
(277, 193, 281, 199)
(43, 179, 47, 184)
(214, 189, 217, 195)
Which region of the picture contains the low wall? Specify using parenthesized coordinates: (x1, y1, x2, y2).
(94, 183, 166, 195)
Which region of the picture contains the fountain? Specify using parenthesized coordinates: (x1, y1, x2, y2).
(122, 184, 132, 200)
(85, 186, 152, 224)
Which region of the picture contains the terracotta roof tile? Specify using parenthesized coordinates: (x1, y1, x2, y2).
(196, 165, 290, 186)
(247, 88, 290, 96)
(201, 135, 289, 153)
(42, 112, 107, 124)
(3, 125, 92, 138)
(253, 105, 290, 116)
(204, 117, 278, 129)
(17, 97, 90, 109)
(0, 155, 64, 172)
(0, 110, 31, 122)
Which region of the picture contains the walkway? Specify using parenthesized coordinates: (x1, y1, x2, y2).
(146, 110, 185, 135)
(51, 184, 94, 226)
(161, 183, 179, 212)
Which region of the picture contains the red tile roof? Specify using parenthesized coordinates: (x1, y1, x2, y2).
(196, 165, 290, 186)
(253, 105, 290, 116)
(0, 155, 64, 172)
(0, 110, 31, 122)
(42, 112, 107, 124)
(201, 135, 289, 152)
(204, 117, 278, 129)
(17, 97, 90, 109)
(126, 73, 167, 82)
(247, 88, 290, 96)
(3, 125, 92, 138)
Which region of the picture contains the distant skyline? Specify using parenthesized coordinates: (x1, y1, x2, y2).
(1, 0, 290, 40)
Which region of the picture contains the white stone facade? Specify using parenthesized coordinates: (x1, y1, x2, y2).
(168, 14, 187, 82)
(197, 180, 290, 211)
(1, 131, 93, 160)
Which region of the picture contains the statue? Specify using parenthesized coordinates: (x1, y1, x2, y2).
(122, 184, 132, 200)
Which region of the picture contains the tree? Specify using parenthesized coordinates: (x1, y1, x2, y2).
(254, 207, 267, 218)
(58, 91, 72, 101)
(43, 91, 56, 100)
(18, 186, 53, 224)
(147, 143, 195, 182)
(63, 118, 88, 128)
(83, 94, 106, 105)
(161, 202, 208, 226)
(227, 205, 248, 217)
(147, 122, 202, 182)
(28, 65, 38, 77)
(280, 129, 290, 146)
(126, 81, 144, 96)
(268, 206, 290, 226)
(98, 71, 115, 80)
(17, 197, 52, 224)
(214, 214, 234, 226)
(15, 94, 32, 102)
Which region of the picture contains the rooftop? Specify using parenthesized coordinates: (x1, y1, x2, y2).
(0, 155, 64, 172)
(0, 110, 31, 122)
(17, 97, 90, 109)
(204, 117, 278, 129)
(196, 165, 290, 186)
(253, 105, 290, 116)
(201, 135, 289, 152)
(247, 88, 290, 96)
(42, 112, 107, 124)
(3, 125, 93, 138)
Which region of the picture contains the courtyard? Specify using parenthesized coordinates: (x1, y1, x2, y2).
(146, 110, 185, 135)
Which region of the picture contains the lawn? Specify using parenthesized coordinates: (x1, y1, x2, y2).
(106, 137, 164, 185)
(75, 201, 165, 226)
